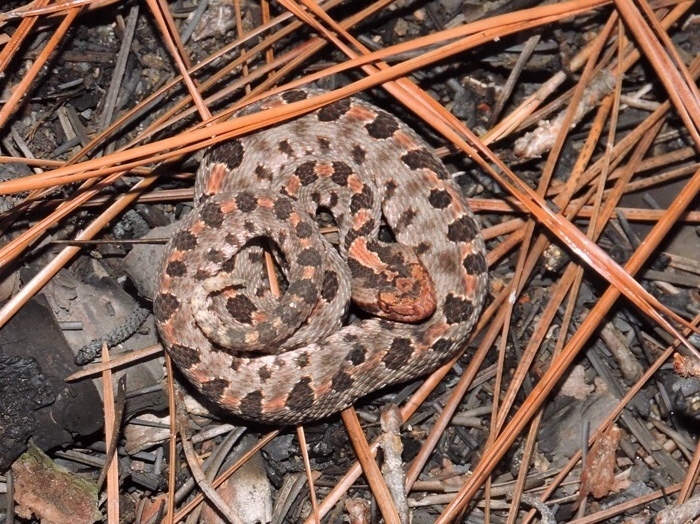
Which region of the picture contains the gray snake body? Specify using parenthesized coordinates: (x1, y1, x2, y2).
(154, 89, 488, 424)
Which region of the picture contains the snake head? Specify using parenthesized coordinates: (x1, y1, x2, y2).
(375, 260, 437, 322)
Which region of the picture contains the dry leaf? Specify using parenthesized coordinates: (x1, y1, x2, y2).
(574, 425, 623, 510)
(12, 443, 101, 524)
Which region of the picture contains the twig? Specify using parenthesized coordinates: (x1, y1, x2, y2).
(180, 430, 245, 524)
(379, 405, 409, 524)
(99, 4, 140, 140)
(101, 343, 120, 524)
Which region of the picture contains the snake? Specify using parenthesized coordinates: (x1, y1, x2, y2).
(154, 88, 488, 424)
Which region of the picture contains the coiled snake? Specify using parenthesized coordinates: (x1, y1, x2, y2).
(154, 89, 488, 424)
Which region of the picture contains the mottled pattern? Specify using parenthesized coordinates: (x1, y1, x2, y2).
(155, 89, 488, 424)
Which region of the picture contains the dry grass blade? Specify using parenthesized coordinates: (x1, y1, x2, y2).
(0, 1, 609, 194)
(0, 0, 50, 71)
(341, 409, 402, 524)
(679, 438, 700, 503)
(438, 168, 700, 521)
(100, 344, 120, 524)
(144, 0, 208, 119)
(179, 432, 245, 524)
(612, 0, 700, 143)
(163, 353, 177, 524)
(0, 8, 81, 128)
(170, 430, 279, 522)
(295, 427, 320, 524)
(438, 161, 700, 522)
(64, 344, 164, 381)
(0, 0, 120, 20)
(568, 483, 682, 523)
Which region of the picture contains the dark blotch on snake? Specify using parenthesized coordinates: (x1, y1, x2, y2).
(286, 377, 315, 411)
(209, 139, 244, 169)
(295, 352, 311, 369)
(354, 218, 375, 237)
(235, 192, 258, 213)
(247, 250, 265, 263)
(365, 112, 399, 139)
(297, 247, 323, 268)
(347, 257, 374, 281)
(352, 144, 366, 164)
(278, 139, 294, 156)
(294, 161, 318, 186)
(281, 89, 308, 103)
(383, 338, 414, 371)
(226, 295, 258, 324)
(378, 319, 396, 331)
(278, 306, 301, 326)
(154, 292, 180, 321)
(415, 241, 431, 255)
(273, 197, 294, 220)
(463, 252, 488, 275)
(331, 370, 354, 393)
(255, 164, 273, 181)
(222, 257, 236, 273)
(384, 179, 397, 199)
(349, 185, 373, 214)
(200, 378, 229, 399)
(255, 323, 279, 345)
(428, 189, 452, 209)
(169, 343, 201, 368)
(366, 239, 392, 261)
(204, 249, 225, 264)
(317, 98, 351, 121)
(438, 251, 459, 276)
(229, 357, 242, 371)
(287, 278, 318, 304)
(239, 390, 264, 417)
(165, 260, 187, 278)
(447, 215, 480, 243)
(348, 343, 367, 365)
(172, 230, 197, 251)
(321, 270, 340, 302)
(200, 202, 225, 228)
(327, 191, 339, 208)
(258, 366, 272, 382)
(431, 338, 453, 355)
(295, 221, 314, 239)
(401, 149, 448, 178)
(443, 293, 476, 324)
(193, 269, 212, 281)
(331, 161, 353, 186)
(397, 207, 417, 229)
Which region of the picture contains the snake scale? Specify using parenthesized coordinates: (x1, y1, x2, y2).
(154, 88, 488, 424)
